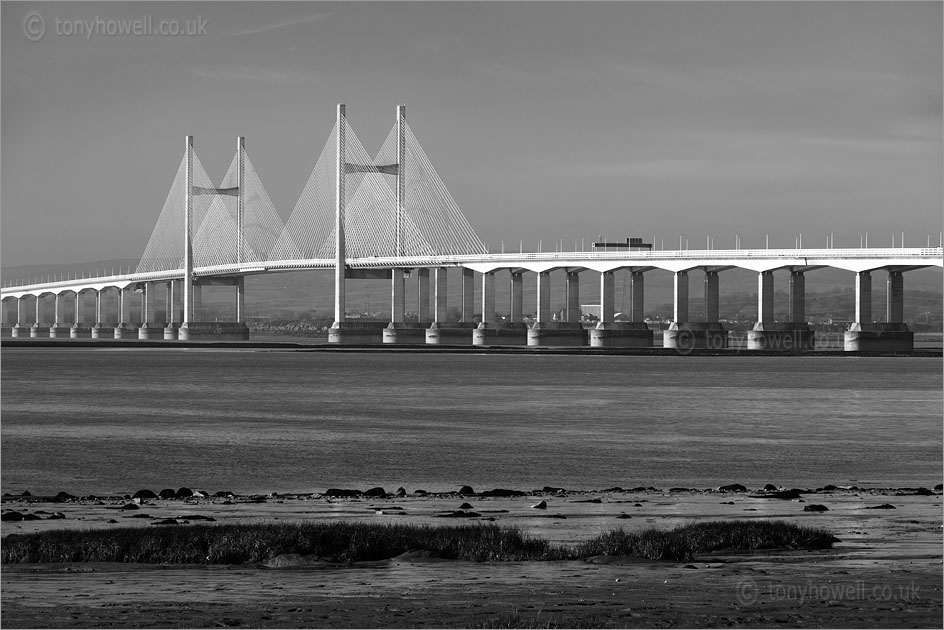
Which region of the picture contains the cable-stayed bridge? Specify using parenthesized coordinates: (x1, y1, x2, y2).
(2, 104, 941, 351)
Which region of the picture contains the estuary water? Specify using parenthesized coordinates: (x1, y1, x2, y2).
(1, 348, 941, 496)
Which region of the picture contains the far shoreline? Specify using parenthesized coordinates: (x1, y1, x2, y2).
(2, 337, 942, 357)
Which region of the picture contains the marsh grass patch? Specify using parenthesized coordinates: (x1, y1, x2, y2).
(1, 519, 837, 565)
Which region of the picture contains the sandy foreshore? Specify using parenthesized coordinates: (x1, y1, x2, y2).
(2, 486, 941, 628)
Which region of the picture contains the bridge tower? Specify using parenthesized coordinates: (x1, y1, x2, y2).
(178, 135, 249, 341)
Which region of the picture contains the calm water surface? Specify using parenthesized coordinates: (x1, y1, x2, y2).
(1, 349, 940, 495)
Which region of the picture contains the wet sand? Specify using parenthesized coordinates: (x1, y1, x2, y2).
(2, 487, 942, 628)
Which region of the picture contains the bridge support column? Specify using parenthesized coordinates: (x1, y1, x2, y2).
(91, 289, 113, 338)
(845, 270, 913, 351)
(1, 298, 13, 336)
(114, 287, 136, 338)
(704, 271, 720, 323)
(30, 293, 50, 338)
(384, 269, 425, 344)
(631, 271, 645, 322)
(530, 271, 586, 346)
(139, 282, 163, 339)
(565, 271, 580, 323)
(49, 292, 70, 337)
(665, 270, 725, 351)
(461, 268, 475, 323)
(593, 269, 653, 348)
(474, 270, 525, 345)
(164, 280, 180, 339)
(417, 268, 430, 323)
(12, 296, 30, 337)
(887, 271, 904, 324)
(788, 271, 805, 324)
(71, 291, 90, 338)
(510, 271, 523, 324)
(662, 271, 689, 349)
(769, 270, 816, 350)
(748, 270, 813, 351)
(427, 268, 472, 344)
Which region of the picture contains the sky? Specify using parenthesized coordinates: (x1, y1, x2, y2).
(2, 1, 942, 267)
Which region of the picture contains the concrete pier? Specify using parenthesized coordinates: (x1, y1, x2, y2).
(179, 321, 250, 341)
(383, 269, 426, 344)
(747, 323, 814, 351)
(49, 292, 69, 337)
(383, 322, 426, 344)
(844, 269, 913, 351)
(528, 271, 585, 346)
(590, 270, 653, 347)
(744, 270, 814, 350)
(844, 322, 913, 352)
(590, 321, 652, 347)
(113, 287, 136, 338)
(664, 322, 728, 350)
(473, 322, 528, 345)
(138, 283, 163, 339)
(662, 270, 689, 349)
(426, 321, 476, 345)
(528, 321, 587, 346)
(69, 290, 90, 338)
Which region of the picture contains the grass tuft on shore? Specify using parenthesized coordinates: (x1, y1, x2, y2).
(1, 520, 837, 565)
(576, 519, 840, 562)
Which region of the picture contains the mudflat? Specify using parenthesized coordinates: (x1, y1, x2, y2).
(2, 487, 941, 628)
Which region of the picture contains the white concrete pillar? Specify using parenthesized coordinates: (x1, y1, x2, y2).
(510, 271, 523, 323)
(390, 269, 405, 323)
(886, 271, 904, 324)
(536, 272, 551, 323)
(35, 294, 43, 326)
(334, 104, 346, 324)
(600, 271, 615, 324)
(434, 267, 447, 322)
(96, 290, 104, 325)
(235, 276, 245, 323)
(166, 281, 174, 324)
(481, 271, 496, 324)
(142, 283, 156, 325)
(17, 296, 27, 327)
(855, 271, 871, 323)
(237, 136, 245, 265)
(789, 271, 805, 323)
(74, 292, 85, 325)
(461, 268, 474, 322)
(417, 268, 430, 322)
(757, 271, 774, 324)
(396, 104, 406, 257)
(630, 271, 645, 322)
(565, 271, 580, 323)
(54, 292, 66, 326)
(183, 135, 194, 324)
(119, 287, 131, 324)
(704, 271, 719, 323)
(673, 271, 689, 324)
